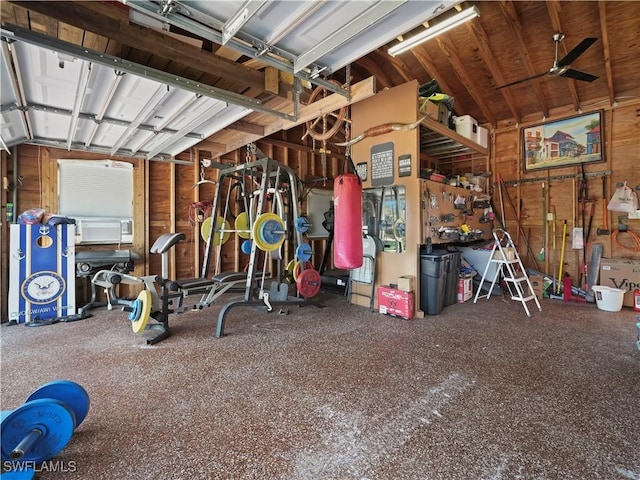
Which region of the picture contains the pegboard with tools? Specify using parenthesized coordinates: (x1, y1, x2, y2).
(420, 179, 492, 245)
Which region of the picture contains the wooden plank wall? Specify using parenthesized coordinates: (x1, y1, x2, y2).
(491, 102, 640, 287)
(2, 99, 638, 320)
(1, 130, 342, 317)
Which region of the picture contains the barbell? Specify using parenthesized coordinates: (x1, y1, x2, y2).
(1, 380, 90, 464)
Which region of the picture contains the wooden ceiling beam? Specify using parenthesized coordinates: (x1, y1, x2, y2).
(499, 0, 549, 118)
(379, 48, 415, 84)
(226, 120, 265, 136)
(259, 137, 347, 160)
(211, 76, 377, 157)
(597, 1, 615, 106)
(465, 19, 521, 124)
(409, 48, 471, 116)
(354, 57, 393, 90)
(196, 141, 227, 153)
(546, 1, 580, 111)
(436, 36, 496, 125)
(8, 1, 291, 100)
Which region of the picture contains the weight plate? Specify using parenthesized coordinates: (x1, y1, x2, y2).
(270, 246, 283, 260)
(293, 261, 314, 282)
(25, 380, 91, 428)
(241, 239, 252, 255)
(295, 243, 312, 262)
(130, 290, 152, 334)
(294, 216, 309, 233)
(234, 212, 251, 239)
(128, 298, 142, 322)
(285, 260, 296, 284)
(200, 215, 231, 245)
(260, 220, 282, 244)
(1, 399, 75, 463)
(252, 213, 285, 252)
(296, 268, 321, 298)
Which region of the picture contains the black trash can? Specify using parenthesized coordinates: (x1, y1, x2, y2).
(444, 251, 462, 307)
(420, 250, 448, 315)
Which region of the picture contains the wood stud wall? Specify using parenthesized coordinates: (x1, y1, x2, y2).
(1, 99, 639, 318)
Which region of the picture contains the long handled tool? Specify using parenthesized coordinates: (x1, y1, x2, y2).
(581, 201, 596, 290)
(550, 205, 557, 287)
(557, 220, 568, 295)
(497, 173, 540, 271)
(538, 182, 546, 261)
(577, 164, 589, 287)
(597, 176, 610, 235)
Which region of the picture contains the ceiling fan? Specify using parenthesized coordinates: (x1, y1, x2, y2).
(496, 33, 598, 89)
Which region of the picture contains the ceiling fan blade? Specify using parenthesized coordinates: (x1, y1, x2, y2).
(557, 37, 597, 67)
(495, 71, 547, 90)
(561, 68, 599, 82)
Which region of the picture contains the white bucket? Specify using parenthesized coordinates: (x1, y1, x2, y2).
(592, 285, 625, 312)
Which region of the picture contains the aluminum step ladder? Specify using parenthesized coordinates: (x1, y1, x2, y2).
(473, 228, 542, 316)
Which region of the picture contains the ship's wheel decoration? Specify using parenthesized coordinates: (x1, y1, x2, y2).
(302, 79, 348, 143)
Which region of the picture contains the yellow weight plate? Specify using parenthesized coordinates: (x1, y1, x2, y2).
(252, 213, 285, 252)
(201, 215, 231, 245)
(235, 212, 251, 239)
(285, 259, 296, 283)
(131, 290, 152, 334)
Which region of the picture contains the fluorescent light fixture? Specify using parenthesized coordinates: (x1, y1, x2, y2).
(388, 6, 479, 57)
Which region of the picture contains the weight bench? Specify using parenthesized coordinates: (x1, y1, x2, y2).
(88, 231, 273, 344)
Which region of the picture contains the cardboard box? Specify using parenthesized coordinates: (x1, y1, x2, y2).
(529, 275, 546, 299)
(419, 98, 439, 120)
(457, 274, 473, 303)
(438, 103, 451, 126)
(492, 246, 516, 261)
(599, 258, 640, 307)
(397, 275, 415, 293)
(378, 285, 414, 319)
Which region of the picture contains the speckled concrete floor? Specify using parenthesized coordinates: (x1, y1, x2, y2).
(1, 293, 639, 480)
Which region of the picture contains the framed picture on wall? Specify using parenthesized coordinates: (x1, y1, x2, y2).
(522, 110, 604, 172)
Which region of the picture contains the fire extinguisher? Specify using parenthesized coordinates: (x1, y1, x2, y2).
(634, 289, 640, 312)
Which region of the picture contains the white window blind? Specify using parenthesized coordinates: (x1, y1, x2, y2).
(57, 159, 133, 218)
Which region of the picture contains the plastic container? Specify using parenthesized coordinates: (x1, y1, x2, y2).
(444, 251, 462, 307)
(455, 115, 478, 140)
(592, 285, 625, 312)
(420, 250, 448, 315)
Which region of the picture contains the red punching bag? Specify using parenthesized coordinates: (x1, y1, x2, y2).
(334, 173, 363, 269)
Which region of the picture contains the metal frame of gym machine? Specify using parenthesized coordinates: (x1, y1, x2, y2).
(204, 151, 313, 337)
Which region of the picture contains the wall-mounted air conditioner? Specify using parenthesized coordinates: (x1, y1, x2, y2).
(76, 218, 134, 245)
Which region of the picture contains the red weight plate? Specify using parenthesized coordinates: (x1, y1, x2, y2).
(296, 268, 321, 298)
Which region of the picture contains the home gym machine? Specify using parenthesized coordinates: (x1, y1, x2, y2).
(205, 148, 322, 337)
(89, 148, 322, 343)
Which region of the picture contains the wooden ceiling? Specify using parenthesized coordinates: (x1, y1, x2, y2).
(2, 1, 639, 161)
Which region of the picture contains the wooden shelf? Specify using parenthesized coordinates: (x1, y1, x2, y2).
(419, 115, 488, 160)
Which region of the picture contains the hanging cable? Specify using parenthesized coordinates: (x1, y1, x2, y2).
(612, 228, 640, 252)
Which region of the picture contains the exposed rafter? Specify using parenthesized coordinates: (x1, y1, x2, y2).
(466, 17, 521, 123)
(436, 35, 496, 126)
(546, 0, 580, 111)
(409, 47, 471, 116)
(597, 1, 615, 106)
(499, 0, 549, 118)
(380, 48, 416, 85)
